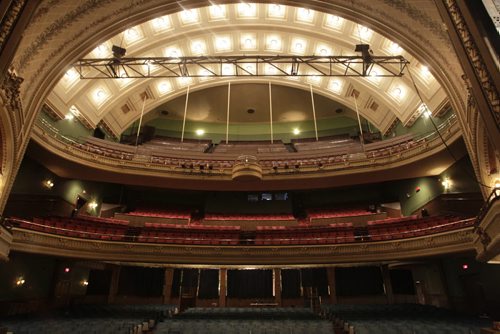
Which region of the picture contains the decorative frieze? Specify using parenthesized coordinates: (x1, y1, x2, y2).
(0, 0, 26, 54)
(9, 227, 475, 265)
(0, 70, 23, 113)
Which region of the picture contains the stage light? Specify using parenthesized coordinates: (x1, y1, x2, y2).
(64, 267, 71, 273)
(462, 264, 468, 270)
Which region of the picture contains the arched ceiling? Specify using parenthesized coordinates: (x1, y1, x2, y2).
(44, 3, 448, 139)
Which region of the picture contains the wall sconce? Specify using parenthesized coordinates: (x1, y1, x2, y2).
(15, 277, 26, 286)
(43, 179, 54, 189)
(441, 178, 452, 190)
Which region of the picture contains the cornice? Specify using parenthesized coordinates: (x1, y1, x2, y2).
(10, 227, 475, 266)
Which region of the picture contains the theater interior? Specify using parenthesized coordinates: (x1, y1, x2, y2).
(0, 1, 499, 333)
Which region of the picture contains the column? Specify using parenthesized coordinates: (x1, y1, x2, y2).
(274, 268, 282, 306)
(107, 265, 121, 304)
(163, 268, 174, 304)
(381, 265, 394, 304)
(326, 267, 337, 304)
(219, 268, 227, 307)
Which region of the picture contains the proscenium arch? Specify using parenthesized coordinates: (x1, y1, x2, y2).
(12, 1, 473, 182)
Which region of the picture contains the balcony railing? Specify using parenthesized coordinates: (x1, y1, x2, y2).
(33, 113, 460, 178)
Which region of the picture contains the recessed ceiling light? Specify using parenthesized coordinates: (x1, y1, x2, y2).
(222, 64, 234, 75)
(267, 36, 282, 50)
(265, 65, 278, 75)
(268, 4, 285, 18)
(209, 4, 226, 18)
(93, 88, 107, 103)
(237, 3, 257, 17)
(390, 42, 402, 53)
(93, 44, 108, 56)
(215, 36, 231, 51)
(357, 25, 373, 41)
(328, 79, 343, 93)
(325, 14, 343, 28)
(297, 7, 314, 22)
(421, 65, 431, 77)
(191, 41, 206, 54)
(180, 9, 199, 24)
(158, 81, 172, 94)
(291, 38, 307, 54)
(151, 16, 170, 31)
(165, 47, 182, 58)
(308, 74, 322, 85)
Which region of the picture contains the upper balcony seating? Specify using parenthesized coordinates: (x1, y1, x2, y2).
(66, 133, 427, 175)
(292, 136, 357, 152)
(214, 140, 287, 154)
(142, 136, 211, 153)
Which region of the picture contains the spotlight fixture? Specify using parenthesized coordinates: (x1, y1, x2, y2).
(15, 277, 26, 286)
(43, 179, 54, 189)
(354, 43, 373, 76)
(112, 45, 126, 58)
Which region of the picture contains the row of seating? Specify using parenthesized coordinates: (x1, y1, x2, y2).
(1, 304, 175, 334)
(10, 215, 474, 246)
(127, 208, 191, 219)
(367, 216, 473, 241)
(321, 304, 489, 334)
(156, 307, 333, 334)
(67, 131, 439, 173)
(308, 207, 373, 219)
(205, 214, 295, 221)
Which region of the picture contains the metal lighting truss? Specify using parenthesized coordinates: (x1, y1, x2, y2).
(74, 54, 409, 79)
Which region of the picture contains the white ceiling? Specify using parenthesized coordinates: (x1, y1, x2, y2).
(46, 3, 447, 138)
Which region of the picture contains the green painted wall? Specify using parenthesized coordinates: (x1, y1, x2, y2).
(143, 116, 360, 143)
(7, 157, 123, 217)
(387, 108, 454, 139)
